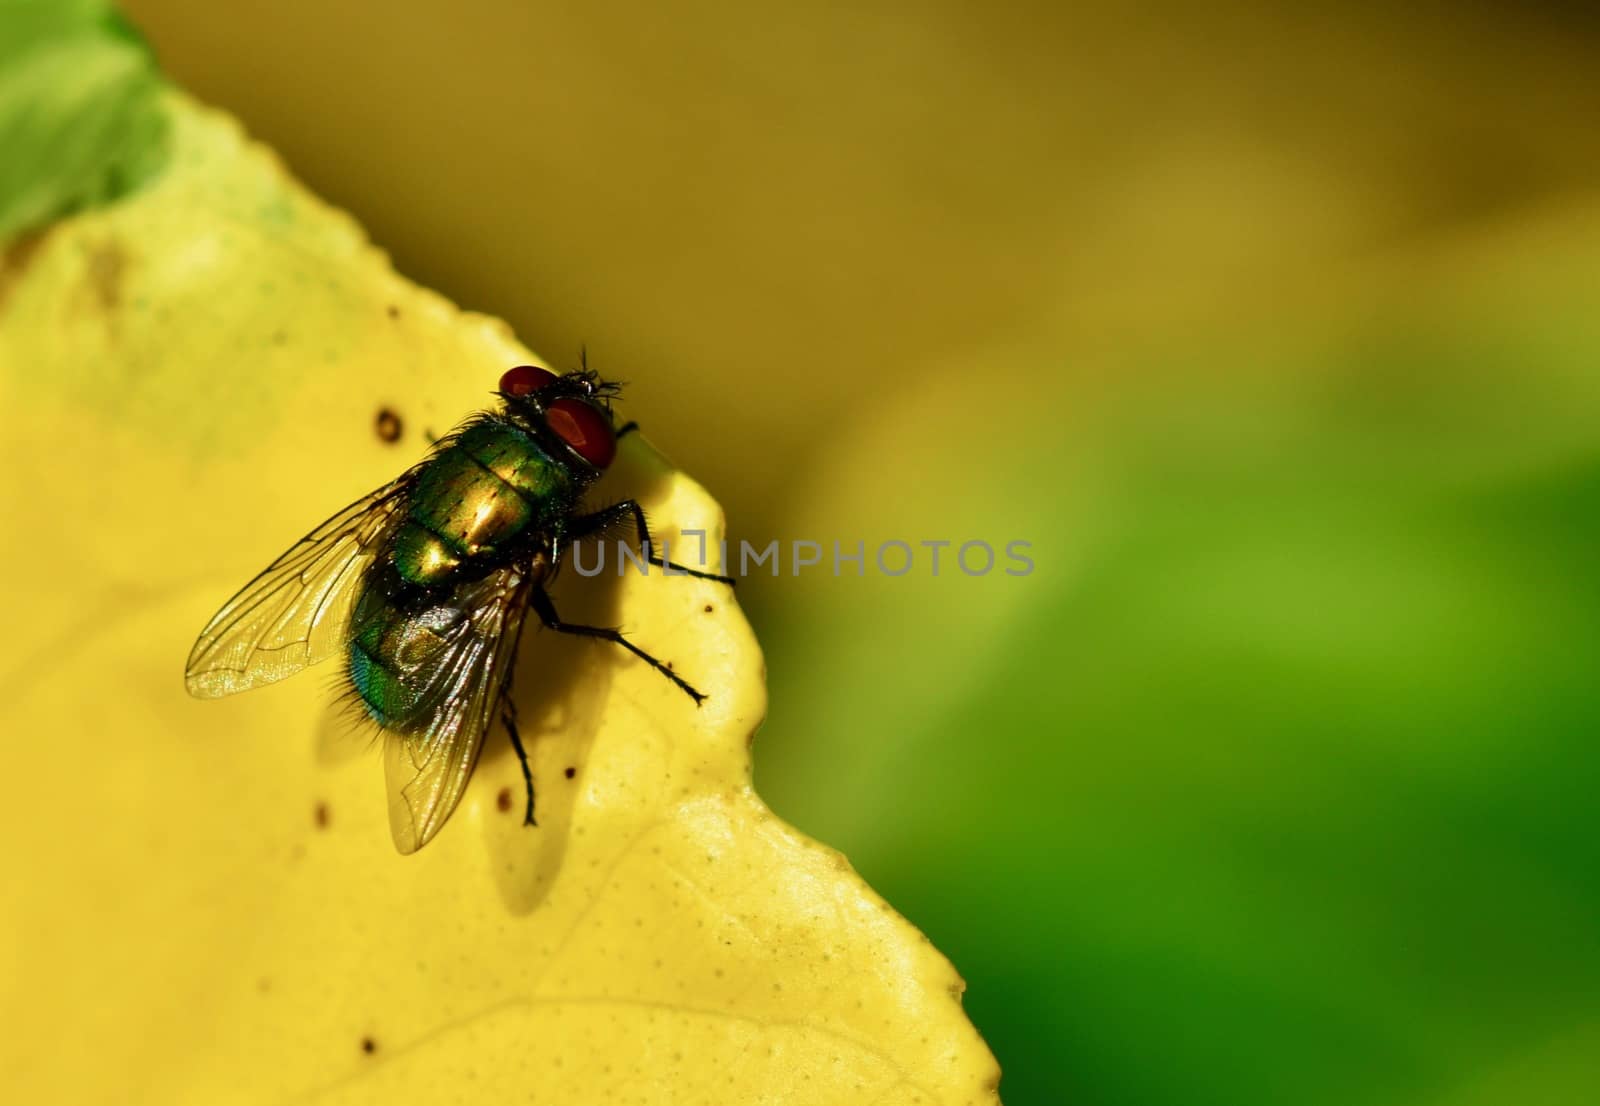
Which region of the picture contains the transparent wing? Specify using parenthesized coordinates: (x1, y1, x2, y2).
(185, 478, 413, 699)
(384, 565, 534, 854)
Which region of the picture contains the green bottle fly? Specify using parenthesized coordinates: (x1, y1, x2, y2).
(185, 365, 732, 853)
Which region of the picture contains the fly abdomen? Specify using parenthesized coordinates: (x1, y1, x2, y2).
(346, 589, 467, 730)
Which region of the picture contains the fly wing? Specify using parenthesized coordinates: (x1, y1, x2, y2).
(185, 477, 413, 698)
(383, 564, 534, 854)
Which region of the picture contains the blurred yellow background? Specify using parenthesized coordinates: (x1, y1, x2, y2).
(114, 3, 1600, 1103)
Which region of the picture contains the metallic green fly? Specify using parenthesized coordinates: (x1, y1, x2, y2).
(185, 365, 732, 853)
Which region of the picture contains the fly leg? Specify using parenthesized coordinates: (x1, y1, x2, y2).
(568, 500, 735, 584)
(530, 586, 706, 705)
(501, 697, 537, 826)
(616, 421, 639, 439)
(498, 614, 537, 827)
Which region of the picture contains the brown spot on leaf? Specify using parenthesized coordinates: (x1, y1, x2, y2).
(87, 239, 127, 312)
(386, 304, 400, 320)
(360, 1037, 377, 1055)
(374, 407, 403, 443)
(704, 604, 714, 613)
(564, 766, 576, 779)
(313, 801, 329, 829)
(0, 229, 49, 311)
(496, 787, 513, 813)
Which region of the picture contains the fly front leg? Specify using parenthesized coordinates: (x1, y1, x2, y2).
(568, 499, 736, 584)
(530, 586, 706, 705)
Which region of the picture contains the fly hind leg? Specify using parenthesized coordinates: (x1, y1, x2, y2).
(502, 699, 537, 826)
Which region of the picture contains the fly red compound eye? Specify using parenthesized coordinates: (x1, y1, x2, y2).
(498, 365, 558, 396)
(545, 398, 616, 468)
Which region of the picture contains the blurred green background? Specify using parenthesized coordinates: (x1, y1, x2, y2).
(112, 2, 1600, 1102)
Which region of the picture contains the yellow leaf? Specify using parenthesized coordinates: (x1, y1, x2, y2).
(0, 91, 1000, 1104)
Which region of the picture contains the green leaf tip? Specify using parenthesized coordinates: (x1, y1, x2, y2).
(0, 0, 170, 240)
